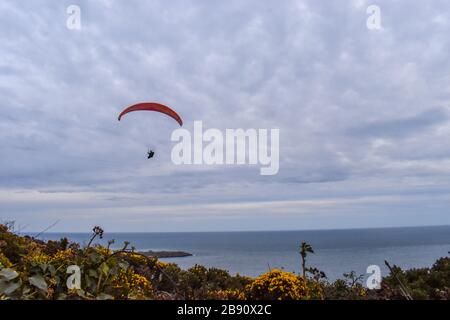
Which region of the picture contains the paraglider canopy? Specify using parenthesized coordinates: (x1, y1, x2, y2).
(118, 102, 183, 126)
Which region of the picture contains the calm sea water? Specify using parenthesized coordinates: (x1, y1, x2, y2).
(36, 226, 450, 281)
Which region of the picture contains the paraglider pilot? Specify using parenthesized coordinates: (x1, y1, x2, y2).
(147, 149, 155, 159)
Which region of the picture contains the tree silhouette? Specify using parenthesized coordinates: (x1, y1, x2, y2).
(299, 242, 314, 277)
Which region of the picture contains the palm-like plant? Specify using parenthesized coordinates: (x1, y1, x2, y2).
(299, 242, 314, 277)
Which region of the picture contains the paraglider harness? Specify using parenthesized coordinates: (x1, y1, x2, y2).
(147, 149, 155, 159)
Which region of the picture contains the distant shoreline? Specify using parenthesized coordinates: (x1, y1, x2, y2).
(138, 250, 192, 258)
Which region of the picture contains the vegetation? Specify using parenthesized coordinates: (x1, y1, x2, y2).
(299, 241, 314, 278)
(0, 223, 449, 300)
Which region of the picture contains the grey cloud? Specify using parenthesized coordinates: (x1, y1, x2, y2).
(347, 108, 448, 139)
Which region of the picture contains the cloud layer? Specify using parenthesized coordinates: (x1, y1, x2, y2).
(1, 0, 450, 231)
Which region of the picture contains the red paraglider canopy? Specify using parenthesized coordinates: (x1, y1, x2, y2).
(118, 102, 183, 126)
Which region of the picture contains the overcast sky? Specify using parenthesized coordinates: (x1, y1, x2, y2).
(1, 0, 450, 232)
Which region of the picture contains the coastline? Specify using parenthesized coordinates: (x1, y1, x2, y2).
(139, 250, 192, 258)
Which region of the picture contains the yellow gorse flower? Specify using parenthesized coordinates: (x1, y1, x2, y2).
(244, 269, 310, 300)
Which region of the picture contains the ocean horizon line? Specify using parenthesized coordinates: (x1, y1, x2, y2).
(25, 223, 450, 235)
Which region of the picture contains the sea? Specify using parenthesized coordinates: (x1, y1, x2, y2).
(35, 225, 450, 281)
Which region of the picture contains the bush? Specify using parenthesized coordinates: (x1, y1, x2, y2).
(244, 269, 310, 300)
(377, 257, 450, 299)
